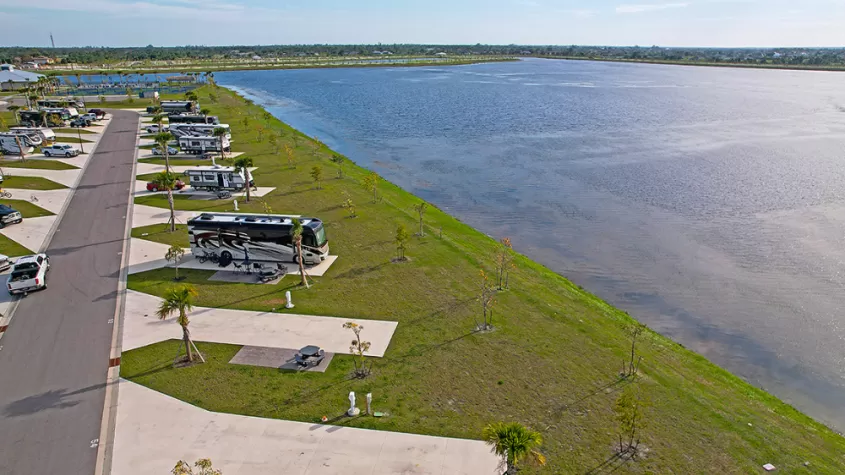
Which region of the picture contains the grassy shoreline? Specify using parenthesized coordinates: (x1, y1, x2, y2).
(538, 55, 845, 72)
(122, 85, 845, 473)
(41, 56, 517, 76)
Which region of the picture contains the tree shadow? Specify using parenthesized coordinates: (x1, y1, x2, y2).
(3, 381, 112, 417)
(584, 452, 631, 474)
(47, 238, 126, 256)
(557, 377, 630, 414)
(332, 262, 388, 280)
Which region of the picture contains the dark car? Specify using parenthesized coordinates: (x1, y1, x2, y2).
(0, 205, 23, 228)
(88, 109, 107, 119)
(199, 152, 214, 160)
(69, 118, 91, 128)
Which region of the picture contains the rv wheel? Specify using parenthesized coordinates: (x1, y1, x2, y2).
(219, 251, 233, 267)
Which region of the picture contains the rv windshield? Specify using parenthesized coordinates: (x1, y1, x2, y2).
(303, 224, 327, 248)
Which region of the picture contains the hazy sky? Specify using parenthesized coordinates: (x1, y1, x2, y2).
(0, 0, 842, 48)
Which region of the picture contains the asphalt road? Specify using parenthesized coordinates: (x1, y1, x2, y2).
(0, 110, 138, 474)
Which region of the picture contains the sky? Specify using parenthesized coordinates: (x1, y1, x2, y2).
(0, 0, 843, 48)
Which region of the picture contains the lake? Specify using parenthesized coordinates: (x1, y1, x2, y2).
(216, 58, 845, 430)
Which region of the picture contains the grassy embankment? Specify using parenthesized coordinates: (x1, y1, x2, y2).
(0, 199, 55, 256)
(540, 55, 845, 72)
(2, 176, 66, 190)
(122, 86, 845, 473)
(54, 137, 94, 144)
(52, 128, 97, 134)
(0, 160, 78, 170)
(42, 56, 517, 76)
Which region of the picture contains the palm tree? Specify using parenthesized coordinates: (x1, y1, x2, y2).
(200, 108, 211, 120)
(154, 131, 175, 172)
(212, 127, 227, 161)
(7, 105, 21, 124)
(290, 218, 309, 288)
(152, 113, 167, 132)
(232, 156, 254, 202)
(482, 422, 546, 475)
(28, 94, 38, 110)
(151, 171, 179, 232)
(156, 284, 203, 363)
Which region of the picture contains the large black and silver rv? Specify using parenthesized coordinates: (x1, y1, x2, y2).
(187, 213, 329, 266)
(169, 123, 231, 139)
(168, 113, 219, 125)
(159, 101, 198, 114)
(19, 110, 64, 127)
(178, 135, 230, 154)
(0, 132, 41, 155)
(183, 165, 252, 191)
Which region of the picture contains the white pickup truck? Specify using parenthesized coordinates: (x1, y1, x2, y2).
(7, 254, 50, 295)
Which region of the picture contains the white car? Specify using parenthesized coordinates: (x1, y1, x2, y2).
(79, 113, 98, 122)
(7, 254, 50, 295)
(42, 144, 80, 157)
(0, 254, 11, 272)
(146, 124, 168, 134)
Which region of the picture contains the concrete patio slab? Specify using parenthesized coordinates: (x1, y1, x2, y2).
(2, 189, 72, 215)
(126, 238, 180, 275)
(122, 290, 397, 357)
(131, 204, 198, 228)
(0, 216, 56, 253)
(178, 254, 338, 277)
(207, 270, 283, 285)
(113, 380, 498, 475)
(229, 345, 334, 372)
(2, 168, 80, 187)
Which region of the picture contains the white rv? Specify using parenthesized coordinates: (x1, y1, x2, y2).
(39, 107, 79, 119)
(169, 123, 231, 140)
(178, 135, 230, 155)
(184, 165, 252, 191)
(0, 132, 40, 155)
(9, 127, 56, 143)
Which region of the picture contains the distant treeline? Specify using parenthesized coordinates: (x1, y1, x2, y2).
(2, 44, 845, 68)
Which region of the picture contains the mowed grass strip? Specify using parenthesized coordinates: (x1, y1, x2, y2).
(0, 233, 34, 257)
(132, 223, 190, 248)
(0, 199, 54, 218)
(123, 85, 845, 473)
(0, 159, 78, 170)
(1, 176, 67, 190)
(54, 136, 94, 144)
(53, 128, 98, 134)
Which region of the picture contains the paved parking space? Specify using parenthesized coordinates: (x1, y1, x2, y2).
(123, 290, 397, 357)
(113, 381, 499, 475)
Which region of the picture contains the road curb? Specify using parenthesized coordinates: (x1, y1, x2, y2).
(95, 110, 141, 475)
(0, 118, 109, 344)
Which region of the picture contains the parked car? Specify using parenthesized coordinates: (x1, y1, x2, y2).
(0, 254, 12, 272)
(199, 152, 214, 160)
(88, 109, 107, 119)
(151, 146, 178, 156)
(69, 118, 91, 128)
(0, 204, 23, 228)
(146, 179, 185, 192)
(7, 254, 50, 295)
(146, 124, 168, 134)
(42, 144, 80, 157)
(79, 113, 98, 122)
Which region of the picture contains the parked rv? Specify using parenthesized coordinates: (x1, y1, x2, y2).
(158, 101, 198, 114)
(40, 107, 78, 120)
(168, 113, 219, 125)
(178, 135, 230, 154)
(38, 98, 84, 109)
(187, 213, 329, 266)
(169, 123, 231, 139)
(8, 127, 56, 143)
(19, 110, 64, 128)
(184, 165, 252, 191)
(0, 132, 40, 155)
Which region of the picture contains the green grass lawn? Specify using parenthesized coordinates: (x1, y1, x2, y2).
(0, 232, 34, 257)
(0, 159, 79, 170)
(138, 157, 214, 167)
(132, 223, 190, 248)
(52, 128, 97, 134)
(136, 172, 185, 182)
(122, 86, 845, 473)
(1, 176, 67, 190)
(54, 136, 94, 144)
(0, 199, 54, 218)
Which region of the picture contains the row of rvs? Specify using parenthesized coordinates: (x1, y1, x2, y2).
(0, 127, 58, 155)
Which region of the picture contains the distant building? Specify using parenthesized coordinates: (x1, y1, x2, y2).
(0, 64, 45, 90)
(435, 52, 448, 57)
(252, 55, 262, 60)
(30, 56, 54, 65)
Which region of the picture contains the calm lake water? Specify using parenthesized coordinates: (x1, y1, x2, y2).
(217, 58, 845, 430)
